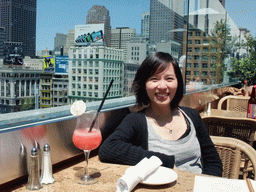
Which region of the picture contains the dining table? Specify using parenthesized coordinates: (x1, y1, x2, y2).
(6, 155, 202, 192)
(200, 108, 247, 118)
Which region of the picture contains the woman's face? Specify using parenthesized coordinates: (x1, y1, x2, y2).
(145, 63, 178, 108)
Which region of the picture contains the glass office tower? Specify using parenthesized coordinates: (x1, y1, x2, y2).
(0, 0, 37, 57)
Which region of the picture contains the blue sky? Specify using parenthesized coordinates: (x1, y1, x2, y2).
(36, 0, 256, 51)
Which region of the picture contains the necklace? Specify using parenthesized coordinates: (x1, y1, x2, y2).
(148, 117, 174, 134)
(163, 125, 173, 134)
(145, 108, 178, 134)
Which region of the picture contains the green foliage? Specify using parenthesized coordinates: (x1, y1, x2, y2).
(229, 36, 256, 81)
(246, 36, 256, 61)
(210, 19, 233, 83)
(20, 97, 35, 111)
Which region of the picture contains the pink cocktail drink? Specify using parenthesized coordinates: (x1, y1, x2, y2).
(72, 128, 102, 151)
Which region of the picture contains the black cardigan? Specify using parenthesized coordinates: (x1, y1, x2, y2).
(99, 106, 223, 177)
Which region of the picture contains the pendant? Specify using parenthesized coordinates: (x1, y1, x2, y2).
(169, 129, 172, 134)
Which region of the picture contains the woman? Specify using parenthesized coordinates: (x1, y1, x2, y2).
(99, 52, 222, 176)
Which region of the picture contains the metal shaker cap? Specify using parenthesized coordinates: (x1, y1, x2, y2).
(43, 144, 50, 152)
(31, 147, 38, 156)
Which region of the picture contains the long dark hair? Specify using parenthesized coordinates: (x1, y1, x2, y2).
(132, 52, 184, 109)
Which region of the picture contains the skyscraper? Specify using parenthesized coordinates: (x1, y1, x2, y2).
(141, 12, 150, 39)
(149, 0, 184, 45)
(111, 27, 136, 61)
(64, 29, 75, 56)
(54, 33, 68, 55)
(0, 0, 37, 57)
(0, 27, 6, 59)
(86, 5, 111, 47)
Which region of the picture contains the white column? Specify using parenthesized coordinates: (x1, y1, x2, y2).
(29, 80, 32, 96)
(19, 80, 21, 97)
(10, 81, 15, 98)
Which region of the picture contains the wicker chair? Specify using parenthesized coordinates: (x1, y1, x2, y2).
(202, 116, 256, 146)
(211, 136, 256, 180)
(217, 95, 250, 112)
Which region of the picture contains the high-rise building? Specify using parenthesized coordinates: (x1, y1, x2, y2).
(68, 46, 124, 103)
(54, 33, 68, 55)
(0, 0, 37, 57)
(0, 66, 41, 113)
(0, 27, 6, 59)
(149, 0, 184, 45)
(111, 27, 136, 61)
(86, 5, 111, 47)
(126, 36, 148, 64)
(141, 12, 150, 39)
(64, 29, 75, 56)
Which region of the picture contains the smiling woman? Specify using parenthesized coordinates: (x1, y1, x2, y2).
(99, 52, 223, 177)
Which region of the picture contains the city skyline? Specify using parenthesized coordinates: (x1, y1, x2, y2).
(36, 0, 255, 51)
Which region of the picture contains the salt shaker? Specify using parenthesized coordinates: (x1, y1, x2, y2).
(26, 147, 42, 190)
(40, 144, 55, 184)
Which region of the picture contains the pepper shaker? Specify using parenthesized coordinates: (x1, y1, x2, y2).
(40, 144, 55, 184)
(26, 147, 42, 190)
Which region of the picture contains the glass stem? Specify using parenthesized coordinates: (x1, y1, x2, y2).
(82, 150, 91, 181)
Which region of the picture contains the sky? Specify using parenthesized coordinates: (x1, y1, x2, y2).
(36, 0, 256, 51)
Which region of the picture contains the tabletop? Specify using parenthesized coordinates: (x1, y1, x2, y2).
(7, 155, 200, 192)
(200, 109, 247, 119)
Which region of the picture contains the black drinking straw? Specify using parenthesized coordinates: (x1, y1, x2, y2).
(89, 79, 114, 132)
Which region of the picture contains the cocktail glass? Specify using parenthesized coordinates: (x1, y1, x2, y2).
(72, 111, 102, 185)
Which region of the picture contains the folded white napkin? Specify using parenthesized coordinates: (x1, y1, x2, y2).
(116, 156, 163, 192)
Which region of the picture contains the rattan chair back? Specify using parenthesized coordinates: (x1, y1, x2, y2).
(211, 136, 256, 180)
(217, 95, 249, 112)
(203, 116, 256, 146)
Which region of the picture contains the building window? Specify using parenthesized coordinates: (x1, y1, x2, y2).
(186, 63, 191, 68)
(211, 48, 217, 52)
(210, 71, 216, 77)
(194, 71, 199, 76)
(195, 40, 201, 44)
(194, 63, 199, 68)
(195, 32, 201, 36)
(210, 64, 216, 68)
(202, 71, 208, 76)
(202, 55, 208, 61)
(194, 47, 200, 53)
(211, 40, 217, 45)
(203, 39, 209, 44)
(211, 56, 217, 61)
(186, 71, 191, 75)
(194, 55, 200, 61)
(202, 63, 208, 68)
(203, 47, 208, 53)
